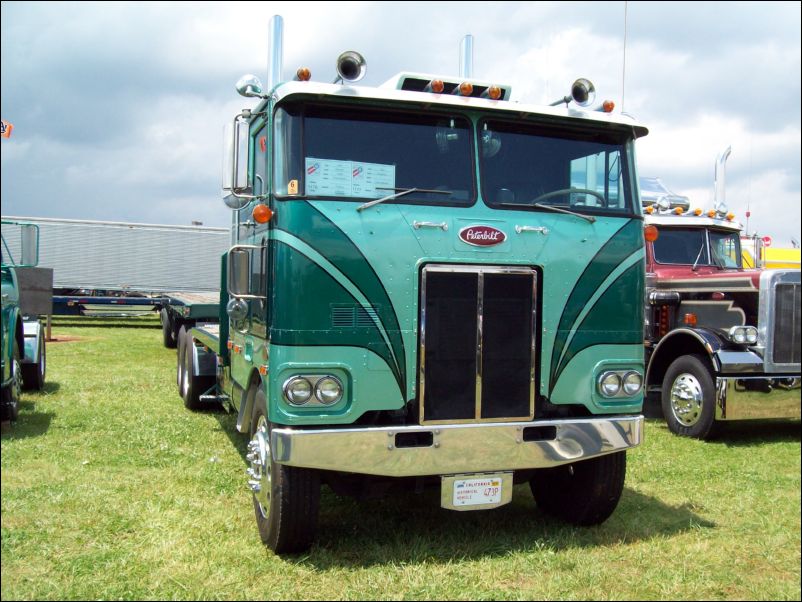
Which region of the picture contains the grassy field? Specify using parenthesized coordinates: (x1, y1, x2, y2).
(1, 315, 800, 600)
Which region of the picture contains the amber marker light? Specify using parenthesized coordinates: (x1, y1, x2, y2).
(726, 212, 735, 221)
(674, 207, 685, 215)
(429, 79, 445, 93)
(259, 365, 268, 375)
(693, 208, 703, 216)
(487, 85, 502, 100)
(644, 224, 659, 242)
(253, 204, 274, 224)
(683, 313, 698, 327)
(458, 81, 473, 96)
(707, 209, 717, 218)
(295, 67, 312, 81)
(644, 206, 655, 214)
(602, 100, 615, 112)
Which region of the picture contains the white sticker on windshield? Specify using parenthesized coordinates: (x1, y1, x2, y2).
(305, 158, 395, 199)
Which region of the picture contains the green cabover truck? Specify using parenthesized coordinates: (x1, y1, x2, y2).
(177, 16, 649, 553)
(2, 220, 47, 421)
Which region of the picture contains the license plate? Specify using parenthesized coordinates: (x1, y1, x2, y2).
(441, 472, 513, 511)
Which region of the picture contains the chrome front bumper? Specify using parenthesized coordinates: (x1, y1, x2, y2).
(716, 376, 801, 421)
(270, 416, 643, 477)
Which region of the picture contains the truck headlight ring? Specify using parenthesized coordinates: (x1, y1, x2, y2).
(599, 372, 622, 397)
(283, 377, 313, 405)
(314, 376, 343, 405)
(622, 371, 643, 395)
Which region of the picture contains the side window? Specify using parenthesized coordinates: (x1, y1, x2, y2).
(569, 151, 623, 208)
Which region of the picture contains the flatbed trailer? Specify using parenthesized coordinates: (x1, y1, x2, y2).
(160, 291, 221, 348)
(1, 216, 228, 323)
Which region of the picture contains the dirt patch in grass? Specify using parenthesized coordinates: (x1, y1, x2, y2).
(46, 335, 86, 344)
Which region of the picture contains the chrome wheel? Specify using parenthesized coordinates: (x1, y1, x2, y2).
(669, 372, 704, 427)
(247, 415, 272, 519)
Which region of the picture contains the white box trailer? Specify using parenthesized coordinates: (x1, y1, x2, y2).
(1, 216, 229, 293)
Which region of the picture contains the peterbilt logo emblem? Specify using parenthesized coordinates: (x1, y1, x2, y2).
(459, 225, 507, 247)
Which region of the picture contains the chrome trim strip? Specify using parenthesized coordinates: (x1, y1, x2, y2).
(271, 416, 643, 477)
(715, 376, 801, 421)
(475, 271, 484, 419)
(419, 269, 428, 421)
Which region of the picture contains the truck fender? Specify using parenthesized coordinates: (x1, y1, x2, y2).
(189, 341, 216, 377)
(646, 327, 723, 390)
(14, 310, 25, 363)
(236, 371, 263, 434)
(3, 309, 23, 383)
(22, 319, 43, 364)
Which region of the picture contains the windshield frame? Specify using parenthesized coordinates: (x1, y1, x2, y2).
(271, 98, 478, 208)
(652, 226, 743, 269)
(477, 116, 640, 218)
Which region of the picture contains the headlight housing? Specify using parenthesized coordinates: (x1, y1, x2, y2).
(283, 374, 345, 407)
(728, 325, 758, 345)
(598, 370, 643, 398)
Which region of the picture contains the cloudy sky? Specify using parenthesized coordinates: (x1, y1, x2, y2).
(2, 1, 800, 245)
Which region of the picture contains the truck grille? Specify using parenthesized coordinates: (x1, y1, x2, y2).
(772, 282, 801, 364)
(760, 270, 802, 371)
(419, 265, 536, 424)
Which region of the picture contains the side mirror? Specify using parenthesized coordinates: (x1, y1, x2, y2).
(222, 118, 251, 210)
(226, 298, 249, 323)
(228, 248, 250, 297)
(20, 224, 39, 267)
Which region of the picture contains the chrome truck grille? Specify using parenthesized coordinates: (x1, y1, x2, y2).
(419, 265, 537, 424)
(759, 270, 801, 371)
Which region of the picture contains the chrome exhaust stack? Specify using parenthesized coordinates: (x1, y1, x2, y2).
(714, 145, 732, 212)
(267, 14, 284, 92)
(459, 34, 474, 78)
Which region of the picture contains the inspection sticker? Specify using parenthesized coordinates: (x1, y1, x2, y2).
(452, 476, 503, 507)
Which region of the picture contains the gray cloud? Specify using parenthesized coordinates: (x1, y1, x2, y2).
(2, 1, 800, 244)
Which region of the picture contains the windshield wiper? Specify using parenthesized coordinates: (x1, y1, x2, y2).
(691, 240, 707, 271)
(498, 201, 596, 223)
(356, 187, 452, 212)
(533, 202, 596, 223)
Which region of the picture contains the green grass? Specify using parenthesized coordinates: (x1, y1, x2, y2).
(2, 315, 800, 600)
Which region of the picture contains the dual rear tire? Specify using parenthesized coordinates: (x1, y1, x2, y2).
(176, 326, 214, 410)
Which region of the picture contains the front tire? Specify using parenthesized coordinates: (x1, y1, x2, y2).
(1, 341, 22, 422)
(661, 354, 719, 440)
(530, 451, 626, 526)
(248, 389, 320, 554)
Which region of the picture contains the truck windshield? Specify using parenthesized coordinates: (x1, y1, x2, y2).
(653, 227, 742, 268)
(479, 119, 636, 215)
(273, 102, 475, 206)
